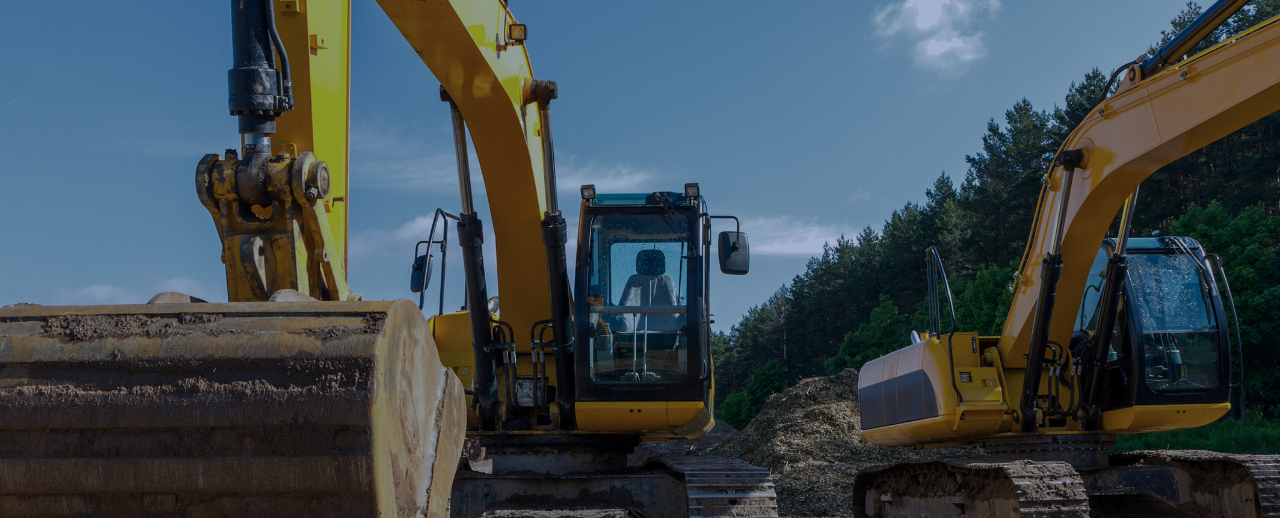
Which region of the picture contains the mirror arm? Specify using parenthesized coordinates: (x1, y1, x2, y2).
(708, 215, 741, 246)
(411, 208, 460, 311)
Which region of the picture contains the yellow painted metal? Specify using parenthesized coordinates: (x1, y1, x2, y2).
(668, 401, 708, 428)
(273, 0, 352, 278)
(999, 13, 1280, 364)
(859, 334, 1010, 447)
(430, 310, 476, 389)
(861, 328, 1233, 445)
(197, 0, 354, 303)
(196, 152, 352, 302)
(575, 401, 711, 438)
(375, 0, 552, 353)
(1102, 403, 1230, 432)
(861, 413, 1004, 448)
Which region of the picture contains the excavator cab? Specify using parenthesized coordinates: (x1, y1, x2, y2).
(1073, 236, 1237, 414)
(572, 185, 748, 433)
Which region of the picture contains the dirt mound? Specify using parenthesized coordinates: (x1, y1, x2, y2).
(628, 420, 736, 467)
(706, 368, 975, 516)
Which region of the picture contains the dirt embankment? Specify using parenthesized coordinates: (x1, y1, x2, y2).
(706, 368, 975, 516)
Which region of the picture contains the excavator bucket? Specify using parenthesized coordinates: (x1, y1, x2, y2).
(0, 299, 465, 518)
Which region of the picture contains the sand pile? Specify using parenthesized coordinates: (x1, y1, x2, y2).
(706, 368, 975, 516)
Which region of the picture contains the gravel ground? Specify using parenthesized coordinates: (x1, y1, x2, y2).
(706, 368, 975, 516)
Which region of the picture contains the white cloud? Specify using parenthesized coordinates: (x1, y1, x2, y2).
(742, 215, 848, 255)
(555, 157, 659, 199)
(872, 0, 999, 77)
(349, 120, 661, 201)
(349, 121, 460, 191)
(347, 156, 654, 264)
(51, 284, 140, 305)
(350, 214, 442, 263)
(47, 277, 217, 306)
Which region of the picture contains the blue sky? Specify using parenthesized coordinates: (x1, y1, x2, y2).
(0, 0, 1192, 332)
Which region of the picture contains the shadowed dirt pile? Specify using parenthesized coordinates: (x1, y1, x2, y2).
(628, 420, 737, 467)
(706, 368, 975, 516)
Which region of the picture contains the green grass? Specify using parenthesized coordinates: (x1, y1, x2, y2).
(1113, 417, 1280, 454)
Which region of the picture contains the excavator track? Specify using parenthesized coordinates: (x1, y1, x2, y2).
(853, 451, 1280, 517)
(656, 456, 779, 518)
(0, 299, 465, 518)
(852, 457, 1089, 518)
(1102, 450, 1280, 517)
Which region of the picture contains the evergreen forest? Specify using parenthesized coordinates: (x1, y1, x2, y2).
(714, 1, 1280, 430)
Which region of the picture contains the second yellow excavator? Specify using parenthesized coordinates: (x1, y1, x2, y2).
(853, 1, 1280, 516)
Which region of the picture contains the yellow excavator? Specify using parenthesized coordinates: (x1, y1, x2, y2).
(0, 1, 773, 517)
(854, 1, 1280, 516)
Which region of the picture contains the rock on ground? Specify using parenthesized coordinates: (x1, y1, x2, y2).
(706, 368, 975, 516)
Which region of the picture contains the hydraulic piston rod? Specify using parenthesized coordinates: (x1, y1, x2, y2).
(1020, 151, 1080, 433)
(532, 80, 576, 428)
(442, 86, 499, 430)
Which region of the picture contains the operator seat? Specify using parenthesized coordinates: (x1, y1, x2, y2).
(620, 249, 680, 330)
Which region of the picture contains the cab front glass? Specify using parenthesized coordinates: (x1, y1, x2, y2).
(1126, 252, 1221, 392)
(583, 211, 691, 386)
(1074, 242, 1222, 396)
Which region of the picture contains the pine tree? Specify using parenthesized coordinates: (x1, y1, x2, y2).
(958, 99, 1056, 270)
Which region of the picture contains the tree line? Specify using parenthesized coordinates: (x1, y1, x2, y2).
(715, 1, 1280, 429)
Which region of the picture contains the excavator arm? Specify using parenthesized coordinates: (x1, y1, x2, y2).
(194, 0, 556, 325)
(999, 5, 1280, 384)
(195, 0, 354, 302)
(375, 0, 556, 349)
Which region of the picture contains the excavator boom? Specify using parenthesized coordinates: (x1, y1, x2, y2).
(1000, 5, 1280, 371)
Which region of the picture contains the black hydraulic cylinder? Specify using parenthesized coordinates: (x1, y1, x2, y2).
(458, 212, 498, 430)
(1080, 255, 1128, 429)
(1020, 253, 1063, 433)
(542, 213, 576, 427)
(532, 79, 576, 428)
(1142, 0, 1249, 78)
(228, 0, 284, 135)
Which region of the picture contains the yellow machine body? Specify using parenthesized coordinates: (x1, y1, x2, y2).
(429, 309, 714, 438)
(859, 333, 1228, 447)
(374, 0, 718, 440)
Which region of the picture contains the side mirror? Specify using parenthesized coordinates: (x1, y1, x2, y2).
(718, 232, 750, 275)
(410, 253, 433, 293)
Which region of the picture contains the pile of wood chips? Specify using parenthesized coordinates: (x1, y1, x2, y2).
(706, 368, 974, 516)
